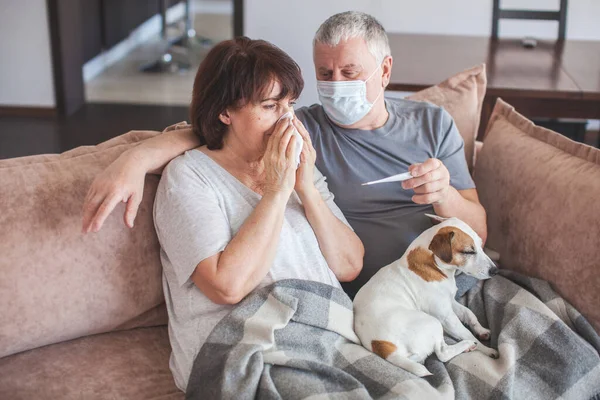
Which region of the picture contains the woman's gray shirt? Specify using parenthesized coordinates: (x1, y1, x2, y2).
(153, 149, 349, 391)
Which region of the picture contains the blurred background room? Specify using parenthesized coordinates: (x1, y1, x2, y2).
(1, 0, 599, 159)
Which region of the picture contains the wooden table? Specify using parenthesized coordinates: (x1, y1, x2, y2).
(386, 34, 600, 140)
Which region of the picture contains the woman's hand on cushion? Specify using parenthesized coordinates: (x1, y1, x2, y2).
(263, 117, 297, 197)
(293, 118, 317, 198)
(82, 149, 147, 233)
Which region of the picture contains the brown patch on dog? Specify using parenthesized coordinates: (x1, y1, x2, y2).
(429, 226, 475, 266)
(407, 247, 447, 282)
(371, 340, 397, 359)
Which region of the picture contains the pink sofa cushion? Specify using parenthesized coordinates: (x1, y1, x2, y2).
(408, 64, 487, 171)
(474, 98, 600, 332)
(0, 130, 167, 358)
(0, 326, 182, 399)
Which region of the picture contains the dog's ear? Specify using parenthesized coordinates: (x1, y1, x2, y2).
(429, 229, 454, 263)
(425, 213, 448, 224)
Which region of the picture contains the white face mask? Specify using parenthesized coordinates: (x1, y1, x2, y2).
(317, 65, 383, 126)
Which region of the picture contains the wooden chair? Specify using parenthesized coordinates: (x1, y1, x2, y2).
(491, 0, 568, 41)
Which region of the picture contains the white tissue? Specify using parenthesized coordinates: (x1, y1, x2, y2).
(361, 171, 413, 186)
(278, 111, 303, 168)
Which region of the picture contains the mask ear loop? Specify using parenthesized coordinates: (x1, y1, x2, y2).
(364, 64, 382, 83)
(369, 85, 384, 106)
(365, 64, 384, 105)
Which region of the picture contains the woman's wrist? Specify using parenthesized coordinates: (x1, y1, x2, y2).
(296, 184, 319, 204)
(124, 145, 156, 174)
(262, 188, 292, 207)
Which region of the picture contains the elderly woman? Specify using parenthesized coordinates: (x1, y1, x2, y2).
(152, 37, 363, 391)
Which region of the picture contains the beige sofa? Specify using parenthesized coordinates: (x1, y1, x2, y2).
(1, 72, 599, 398)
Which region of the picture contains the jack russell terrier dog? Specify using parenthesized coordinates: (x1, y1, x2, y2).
(353, 215, 499, 377)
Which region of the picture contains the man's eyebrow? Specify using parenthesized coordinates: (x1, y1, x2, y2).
(318, 64, 361, 73)
(260, 96, 279, 102)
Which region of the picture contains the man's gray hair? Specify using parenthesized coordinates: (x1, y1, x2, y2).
(314, 11, 391, 64)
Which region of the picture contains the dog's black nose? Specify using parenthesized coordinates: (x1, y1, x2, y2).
(489, 266, 500, 276)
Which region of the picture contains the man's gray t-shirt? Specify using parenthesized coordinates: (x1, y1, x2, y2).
(153, 149, 347, 391)
(296, 98, 475, 297)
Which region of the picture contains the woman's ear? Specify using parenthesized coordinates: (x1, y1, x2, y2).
(218, 109, 231, 125)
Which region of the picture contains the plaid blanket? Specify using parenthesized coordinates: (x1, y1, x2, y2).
(186, 272, 600, 400)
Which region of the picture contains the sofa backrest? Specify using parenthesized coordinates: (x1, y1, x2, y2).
(0, 130, 167, 358)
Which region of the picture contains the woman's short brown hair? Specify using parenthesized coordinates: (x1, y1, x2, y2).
(190, 37, 304, 150)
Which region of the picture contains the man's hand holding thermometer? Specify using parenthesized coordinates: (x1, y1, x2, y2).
(363, 158, 451, 205)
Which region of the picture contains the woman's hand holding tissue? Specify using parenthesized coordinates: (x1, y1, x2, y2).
(292, 118, 317, 199)
(263, 116, 298, 198)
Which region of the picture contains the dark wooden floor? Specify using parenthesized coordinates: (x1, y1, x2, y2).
(0, 103, 189, 160)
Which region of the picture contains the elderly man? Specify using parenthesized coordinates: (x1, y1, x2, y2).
(83, 11, 486, 297)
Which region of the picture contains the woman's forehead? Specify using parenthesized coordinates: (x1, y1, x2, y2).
(264, 81, 282, 99)
(260, 80, 295, 101)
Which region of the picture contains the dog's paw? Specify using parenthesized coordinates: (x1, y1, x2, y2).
(482, 348, 499, 359)
(475, 328, 491, 341)
(476, 344, 499, 359)
(465, 342, 477, 352)
(477, 331, 490, 341)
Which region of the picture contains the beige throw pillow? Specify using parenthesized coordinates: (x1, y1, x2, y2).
(408, 64, 487, 171)
(474, 98, 600, 333)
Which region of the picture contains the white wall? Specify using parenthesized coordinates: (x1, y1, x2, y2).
(245, 0, 600, 106)
(0, 0, 55, 107)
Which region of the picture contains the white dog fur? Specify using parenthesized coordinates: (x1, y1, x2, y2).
(353, 215, 499, 377)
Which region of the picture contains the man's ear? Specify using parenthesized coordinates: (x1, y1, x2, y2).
(429, 229, 454, 264)
(219, 109, 231, 125)
(425, 213, 448, 224)
(381, 55, 393, 87)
